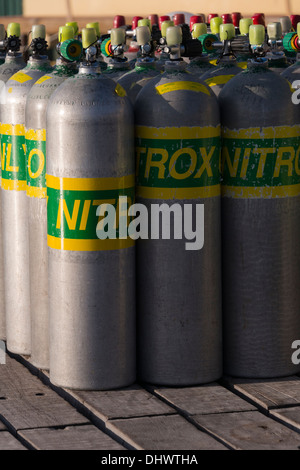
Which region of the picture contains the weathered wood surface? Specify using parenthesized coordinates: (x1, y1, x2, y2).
(106, 414, 228, 450)
(147, 382, 257, 416)
(0, 396, 89, 431)
(193, 410, 300, 450)
(70, 385, 176, 421)
(222, 376, 300, 410)
(19, 425, 126, 450)
(0, 430, 27, 450)
(270, 407, 300, 432)
(2, 353, 300, 450)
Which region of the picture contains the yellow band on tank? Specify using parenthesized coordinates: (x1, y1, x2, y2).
(46, 174, 135, 191)
(25, 128, 46, 141)
(47, 235, 134, 251)
(136, 125, 221, 140)
(26, 186, 47, 198)
(222, 125, 300, 139)
(205, 74, 236, 87)
(1, 123, 25, 136)
(222, 184, 300, 198)
(155, 81, 211, 96)
(1, 179, 26, 191)
(138, 184, 220, 200)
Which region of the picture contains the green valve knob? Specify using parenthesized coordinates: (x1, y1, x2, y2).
(161, 20, 174, 38)
(219, 23, 235, 41)
(138, 18, 151, 29)
(192, 22, 207, 38)
(198, 33, 218, 53)
(239, 18, 253, 35)
(283, 32, 298, 52)
(66, 22, 79, 35)
(7, 22, 20, 38)
(86, 22, 100, 37)
(297, 23, 300, 37)
(58, 25, 74, 43)
(210, 17, 223, 35)
(267, 22, 282, 41)
(249, 24, 265, 45)
(81, 27, 97, 49)
(101, 37, 112, 57)
(60, 38, 83, 61)
(166, 25, 182, 45)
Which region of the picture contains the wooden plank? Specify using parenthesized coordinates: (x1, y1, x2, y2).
(70, 385, 175, 422)
(0, 396, 89, 431)
(193, 410, 300, 450)
(0, 355, 54, 399)
(270, 406, 300, 432)
(0, 419, 7, 430)
(106, 414, 228, 450)
(19, 424, 126, 450)
(0, 431, 27, 450)
(223, 376, 300, 410)
(148, 382, 257, 416)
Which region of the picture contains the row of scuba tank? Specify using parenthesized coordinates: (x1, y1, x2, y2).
(0, 11, 299, 390)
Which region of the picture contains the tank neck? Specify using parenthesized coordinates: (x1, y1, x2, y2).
(135, 57, 156, 71)
(164, 60, 187, 73)
(78, 62, 101, 74)
(54, 58, 78, 74)
(26, 55, 52, 70)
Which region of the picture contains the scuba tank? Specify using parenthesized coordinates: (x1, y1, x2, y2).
(25, 25, 82, 370)
(0, 22, 26, 341)
(187, 22, 217, 77)
(219, 24, 300, 378)
(85, 22, 107, 71)
(117, 25, 161, 104)
(266, 22, 290, 74)
(1, 25, 52, 355)
(0, 23, 26, 92)
(155, 20, 174, 71)
(134, 25, 222, 386)
(46, 28, 135, 390)
(102, 27, 132, 81)
(201, 23, 243, 96)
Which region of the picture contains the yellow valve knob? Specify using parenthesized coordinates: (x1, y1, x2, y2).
(249, 24, 265, 45)
(86, 22, 100, 37)
(7, 22, 20, 38)
(58, 25, 74, 42)
(239, 18, 253, 35)
(210, 17, 223, 35)
(166, 25, 182, 45)
(66, 22, 79, 35)
(110, 27, 126, 46)
(219, 23, 235, 41)
(192, 23, 207, 38)
(161, 20, 174, 38)
(81, 27, 97, 49)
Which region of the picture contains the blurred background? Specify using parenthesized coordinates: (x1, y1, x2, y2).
(0, 0, 298, 34)
(0, 0, 298, 59)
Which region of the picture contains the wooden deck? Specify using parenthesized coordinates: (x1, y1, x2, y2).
(1, 351, 300, 450)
